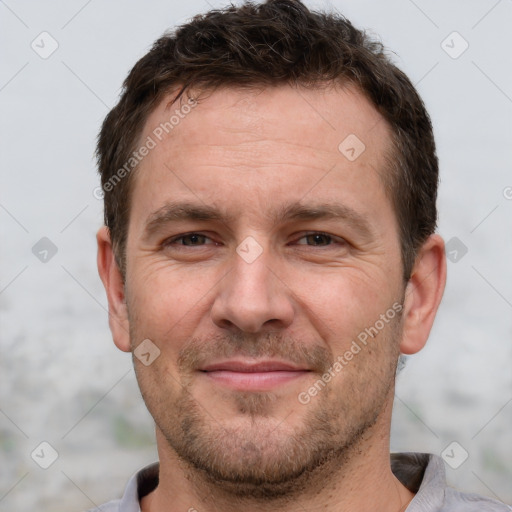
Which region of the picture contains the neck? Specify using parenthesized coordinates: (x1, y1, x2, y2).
(141, 400, 414, 512)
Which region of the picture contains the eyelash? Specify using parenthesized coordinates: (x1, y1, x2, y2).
(164, 233, 217, 247)
(163, 232, 346, 248)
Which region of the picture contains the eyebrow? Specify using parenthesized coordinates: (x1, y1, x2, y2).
(274, 202, 374, 239)
(143, 201, 234, 239)
(143, 200, 374, 240)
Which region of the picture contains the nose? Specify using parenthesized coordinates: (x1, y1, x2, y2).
(210, 248, 295, 334)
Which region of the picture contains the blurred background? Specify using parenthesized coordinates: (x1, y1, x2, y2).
(1, 0, 511, 510)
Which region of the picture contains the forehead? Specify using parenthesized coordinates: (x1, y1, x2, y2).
(129, 83, 394, 229)
(146, 83, 388, 157)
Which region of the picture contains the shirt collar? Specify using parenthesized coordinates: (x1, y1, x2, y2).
(391, 453, 445, 511)
(122, 453, 442, 510)
(119, 462, 159, 512)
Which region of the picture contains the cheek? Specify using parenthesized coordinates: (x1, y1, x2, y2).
(287, 266, 397, 348)
(126, 263, 215, 345)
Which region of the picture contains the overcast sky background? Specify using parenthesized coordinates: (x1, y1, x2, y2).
(1, 0, 511, 510)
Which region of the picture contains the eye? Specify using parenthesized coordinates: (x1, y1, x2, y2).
(295, 232, 340, 246)
(179, 233, 208, 246)
(164, 233, 214, 247)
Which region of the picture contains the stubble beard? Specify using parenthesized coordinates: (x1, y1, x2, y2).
(132, 318, 402, 501)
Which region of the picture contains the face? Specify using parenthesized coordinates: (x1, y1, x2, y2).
(121, 84, 406, 496)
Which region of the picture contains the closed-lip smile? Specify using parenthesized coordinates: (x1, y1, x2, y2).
(199, 359, 310, 391)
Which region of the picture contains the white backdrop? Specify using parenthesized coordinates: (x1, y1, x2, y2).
(1, 0, 511, 510)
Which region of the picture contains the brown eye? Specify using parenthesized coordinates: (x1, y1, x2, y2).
(307, 234, 331, 245)
(297, 233, 334, 246)
(178, 234, 208, 246)
(164, 233, 213, 248)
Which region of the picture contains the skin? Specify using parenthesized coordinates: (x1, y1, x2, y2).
(97, 83, 446, 512)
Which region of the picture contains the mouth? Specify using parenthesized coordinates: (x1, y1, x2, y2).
(199, 360, 311, 391)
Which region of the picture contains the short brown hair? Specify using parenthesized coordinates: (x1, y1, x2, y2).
(97, 0, 438, 280)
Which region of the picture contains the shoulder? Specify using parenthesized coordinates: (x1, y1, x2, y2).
(85, 499, 120, 512)
(391, 453, 511, 512)
(82, 462, 158, 512)
(441, 487, 512, 512)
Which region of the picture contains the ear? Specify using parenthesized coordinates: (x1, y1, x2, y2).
(96, 226, 131, 352)
(400, 234, 446, 355)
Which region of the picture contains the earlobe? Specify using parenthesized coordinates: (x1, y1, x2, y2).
(96, 226, 131, 352)
(400, 234, 447, 355)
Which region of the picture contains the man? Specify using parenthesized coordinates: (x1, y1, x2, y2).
(93, 0, 509, 510)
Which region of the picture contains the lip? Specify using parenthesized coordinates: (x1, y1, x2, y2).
(199, 359, 310, 391)
(200, 360, 306, 372)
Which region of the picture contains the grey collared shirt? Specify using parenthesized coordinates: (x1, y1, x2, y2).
(88, 453, 511, 511)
